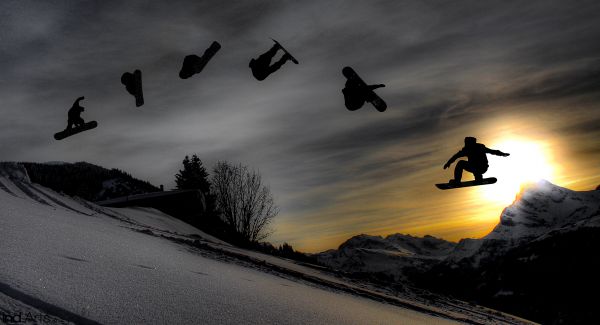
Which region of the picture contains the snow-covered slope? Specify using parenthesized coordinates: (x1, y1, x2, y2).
(0, 162, 218, 243)
(1, 162, 525, 324)
(316, 233, 456, 280)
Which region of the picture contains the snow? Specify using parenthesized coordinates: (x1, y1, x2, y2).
(0, 163, 469, 324)
(441, 180, 600, 263)
(486, 180, 600, 242)
(315, 234, 456, 280)
(316, 179, 600, 294)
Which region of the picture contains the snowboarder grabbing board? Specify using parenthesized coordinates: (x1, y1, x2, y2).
(436, 136, 509, 190)
(54, 96, 97, 140)
(249, 38, 298, 81)
(342, 67, 387, 112)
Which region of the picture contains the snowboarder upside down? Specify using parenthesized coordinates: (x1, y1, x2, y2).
(342, 67, 385, 111)
(443, 137, 510, 184)
(249, 40, 298, 81)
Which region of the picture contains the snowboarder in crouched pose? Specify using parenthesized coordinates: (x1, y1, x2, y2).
(54, 96, 98, 140)
(249, 39, 298, 81)
(443, 137, 510, 184)
(67, 96, 86, 130)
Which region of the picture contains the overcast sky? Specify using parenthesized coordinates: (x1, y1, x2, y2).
(2, 0, 599, 251)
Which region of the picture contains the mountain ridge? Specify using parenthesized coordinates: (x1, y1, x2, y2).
(316, 180, 600, 324)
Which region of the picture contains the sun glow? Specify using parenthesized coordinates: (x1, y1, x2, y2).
(477, 139, 555, 206)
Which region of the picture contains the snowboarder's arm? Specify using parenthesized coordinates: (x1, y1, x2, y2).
(73, 96, 85, 107)
(486, 147, 509, 157)
(443, 150, 464, 169)
(368, 84, 385, 90)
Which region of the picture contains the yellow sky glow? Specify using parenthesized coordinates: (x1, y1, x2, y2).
(272, 109, 599, 253)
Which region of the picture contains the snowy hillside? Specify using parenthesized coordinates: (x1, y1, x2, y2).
(0, 162, 529, 324)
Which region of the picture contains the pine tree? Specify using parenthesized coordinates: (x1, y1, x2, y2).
(174, 154, 211, 192)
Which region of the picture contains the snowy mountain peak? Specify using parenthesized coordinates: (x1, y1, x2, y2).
(316, 233, 456, 280)
(337, 233, 455, 257)
(485, 180, 600, 242)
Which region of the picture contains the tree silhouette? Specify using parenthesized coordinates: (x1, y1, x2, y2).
(211, 161, 278, 242)
(175, 154, 211, 193)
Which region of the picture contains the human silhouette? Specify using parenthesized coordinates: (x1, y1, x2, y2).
(66, 96, 86, 130)
(121, 69, 144, 107)
(54, 96, 97, 140)
(443, 137, 510, 184)
(179, 41, 221, 79)
(249, 39, 298, 81)
(341, 67, 386, 112)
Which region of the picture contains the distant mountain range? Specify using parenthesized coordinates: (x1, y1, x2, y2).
(316, 181, 600, 324)
(316, 233, 455, 281)
(20, 161, 160, 202)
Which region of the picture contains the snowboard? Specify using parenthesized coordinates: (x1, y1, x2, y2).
(121, 69, 144, 107)
(342, 66, 387, 112)
(179, 41, 222, 79)
(54, 121, 98, 140)
(271, 38, 299, 64)
(435, 177, 497, 190)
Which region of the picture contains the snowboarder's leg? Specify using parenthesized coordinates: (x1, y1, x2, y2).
(454, 161, 485, 183)
(254, 44, 281, 68)
(453, 160, 470, 183)
(267, 54, 290, 74)
(263, 43, 282, 59)
(473, 165, 488, 182)
(363, 88, 377, 102)
(250, 45, 282, 80)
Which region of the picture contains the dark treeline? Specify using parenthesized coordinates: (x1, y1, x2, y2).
(22, 162, 160, 202)
(175, 155, 319, 264)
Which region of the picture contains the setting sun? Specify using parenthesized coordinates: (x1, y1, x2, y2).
(478, 139, 556, 205)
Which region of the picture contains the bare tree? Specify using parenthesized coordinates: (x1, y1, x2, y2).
(211, 161, 278, 242)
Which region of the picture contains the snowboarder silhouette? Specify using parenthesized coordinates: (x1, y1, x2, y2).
(54, 96, 97, 140)
(342, 67, 386, 111)
(121, 69, 144, 107)
(443, 137, 510, 184)
(179, 41, 221, 79)
(249, 39, 298, 81)
(66, 96, 86, 130)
